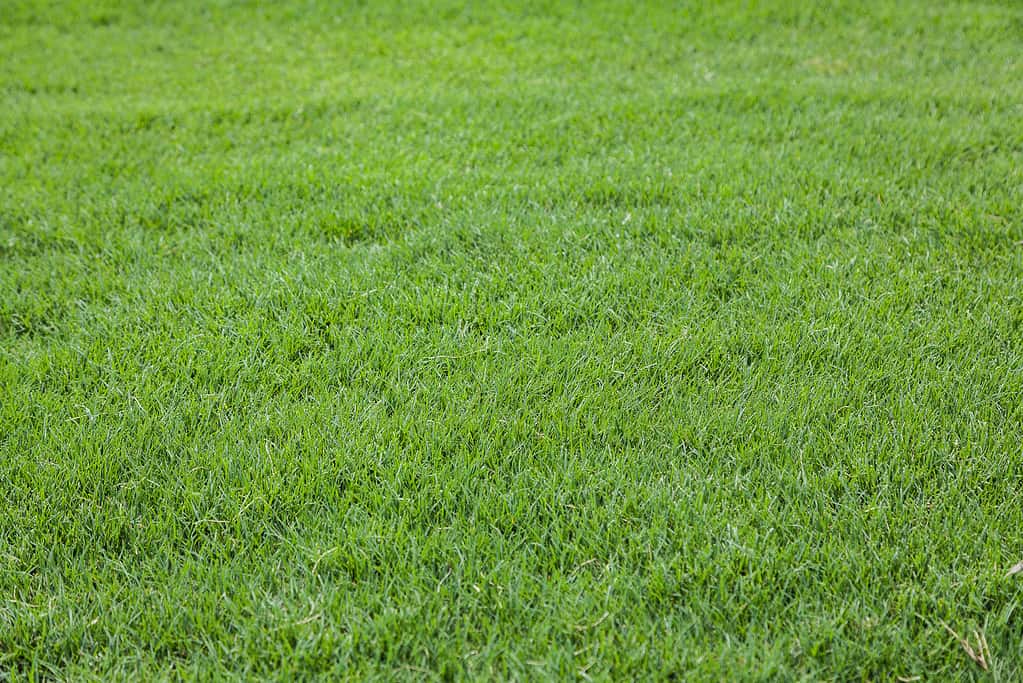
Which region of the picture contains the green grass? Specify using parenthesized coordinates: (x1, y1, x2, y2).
(2, 0, 1022, 679)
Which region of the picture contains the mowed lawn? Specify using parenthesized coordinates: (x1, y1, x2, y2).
(2, 0, 1022, 679)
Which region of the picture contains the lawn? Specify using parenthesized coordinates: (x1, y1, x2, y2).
(2, 0, 1022, 679)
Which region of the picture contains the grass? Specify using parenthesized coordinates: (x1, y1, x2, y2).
(2, 0, 1022, 679)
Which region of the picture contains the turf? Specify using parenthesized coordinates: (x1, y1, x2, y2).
(2, 0, 1022, 679)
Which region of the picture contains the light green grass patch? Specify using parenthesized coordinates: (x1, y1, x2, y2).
(2, 1, 1022, 679)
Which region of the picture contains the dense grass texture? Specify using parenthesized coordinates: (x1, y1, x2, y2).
(2, 0, 1023, 679)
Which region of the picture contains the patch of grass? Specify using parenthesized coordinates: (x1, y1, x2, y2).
(2, 0, 1022, 678)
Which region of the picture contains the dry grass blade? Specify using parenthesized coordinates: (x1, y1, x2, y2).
(1007, 559, 1023, 577)
(939, 621, 990, 671)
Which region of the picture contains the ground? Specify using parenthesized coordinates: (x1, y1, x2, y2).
(1, 0, 1022, 679)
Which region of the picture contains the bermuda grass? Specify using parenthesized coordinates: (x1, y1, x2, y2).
(2, 0, 1022, 679)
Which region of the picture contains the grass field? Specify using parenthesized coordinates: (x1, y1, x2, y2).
(2, 0, 1023, 679)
